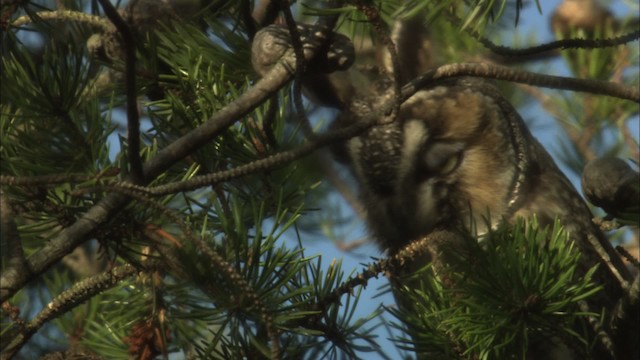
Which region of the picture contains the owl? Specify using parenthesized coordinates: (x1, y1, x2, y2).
(316, 25, 635, 352)
(250, 21, 635, 359)
(341, 78, 628, 270)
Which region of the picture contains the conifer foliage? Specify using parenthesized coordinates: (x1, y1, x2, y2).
(1, 1, 638, 359)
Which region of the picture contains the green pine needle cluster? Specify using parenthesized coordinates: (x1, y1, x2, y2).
(389, 219, 602, 359)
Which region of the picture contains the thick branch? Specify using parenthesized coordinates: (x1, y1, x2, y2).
(0, 169, 119, 186)
(0, 49, 301, 303)
(0, 193, 28, 277)
(9, 10, 112, 31)
(97, 0, 144, 183)
(279, 0, 314, 137)
(99, 110, 379, 196)
(404, 62, 640, 103)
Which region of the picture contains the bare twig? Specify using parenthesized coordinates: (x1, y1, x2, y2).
(405, 63, 640, 103)
(353, 0, 402, 121)
(443, 8, 638, 63)
(315, 230, 443, 316)
(97, 0, 144, 183)
(616, 246, 639, 267)
(0, 169, 119, 186)
(593, 217, 622, 232)
(0, 193, 28, 278)
(279, 0, 315, 138)
(610, 274, 640, 359)
(577, 300, 617, 359)
(93, 110, 380, 196)
(9, 10, 112, 31)
(471, 27, 639, 58)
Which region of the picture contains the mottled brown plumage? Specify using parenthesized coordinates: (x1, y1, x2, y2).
(250, 22, 635, 359)
(339, 77, 634, 359)
(342, 78, 630, 289)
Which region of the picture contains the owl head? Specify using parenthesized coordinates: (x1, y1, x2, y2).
(338, 78, 531, 251)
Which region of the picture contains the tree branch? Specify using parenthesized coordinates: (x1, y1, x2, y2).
(0, 46, 301, 303)
(353, 0, 402, 121)
(404, 62, 640, 103)
(84, 186, 282, 359)
(0, 193, 28, 280)
(1, 264, 139, 358)
(279, 0, 314, 137)
(95, 109, 379, 196)
(0, 169, 119, 186)
(610, 274, 640, 359)
(97, 0, 144, 183)
(9, 10, 112, 31)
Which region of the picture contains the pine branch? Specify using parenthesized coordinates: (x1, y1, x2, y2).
(352, 0, 402, 118)
(2, 1, 637, 358)
(83, 185, 283, 359)
(405, 62, 640, 102)
(0, 34, 300, 303)
(0, 169, 119, 186)
(0, 193, 28, 281)
(9, 10, 112, 31)
(96, 0, 144, 183)
(2, 264, 139, 358)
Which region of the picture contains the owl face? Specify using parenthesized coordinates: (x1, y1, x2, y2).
(343, 80, 527, 251)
